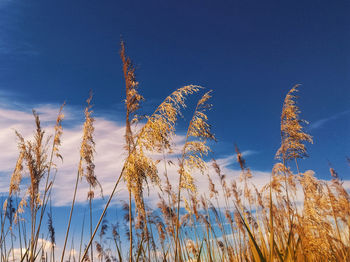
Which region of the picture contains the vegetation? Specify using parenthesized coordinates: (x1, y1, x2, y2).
(0, 42, 349, 262)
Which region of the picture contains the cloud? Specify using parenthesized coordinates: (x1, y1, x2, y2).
(0, 100, 347, 209)
(0, 103, 129, 206)
(10, 238, 52, 261)
(309, 110, 350, 130)
(0, 100, 268, 208)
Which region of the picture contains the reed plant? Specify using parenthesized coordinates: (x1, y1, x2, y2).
(0, 43, 349, 262)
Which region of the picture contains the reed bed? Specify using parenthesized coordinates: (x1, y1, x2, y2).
(0, 42, 349, 262)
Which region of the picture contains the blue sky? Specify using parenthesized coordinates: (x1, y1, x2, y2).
(1, 0, 348, 175)
(0, 0, 349, 258)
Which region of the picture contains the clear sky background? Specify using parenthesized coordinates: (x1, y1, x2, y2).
(0, 0, 349, 254)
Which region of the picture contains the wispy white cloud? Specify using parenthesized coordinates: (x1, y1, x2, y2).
(0, 101, 267, 208)
(309, 110, 350, 130)
(0, 103, 129, 206)
(0, 100, 347, 209)
(10, 238, 52, 261)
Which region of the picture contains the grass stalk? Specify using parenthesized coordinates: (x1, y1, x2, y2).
(60, 169, 80, 262)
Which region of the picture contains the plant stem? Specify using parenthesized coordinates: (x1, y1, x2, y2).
(60, 169, 80, 262)
(129, 188, 133, 262)
(89, 189, 94, 262)
(80, 166, 125, 262)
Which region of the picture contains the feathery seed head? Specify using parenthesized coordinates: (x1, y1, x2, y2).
(276, 85, 313, 162)
(53, 102, 65, 161)
(179, 91, 215, 192)
(79, 93, 102, 199)
(9, 150, 24, 195)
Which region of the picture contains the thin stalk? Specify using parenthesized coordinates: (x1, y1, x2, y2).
(33, 137, 58, 255)
(29, 198, 38, 262)
(80, 166, 125, 262)
(51, 243, 55, 262)
(60, 168, 80, 262)
(174, 101, 200, 262)
(0, 206, 3, 261)
(162, 151, 177, 245)
(89, 188, 94, 262)
(11, 229, 15, 262)
(282, 158, 292, 226)
(294, 158, 300, 175)
(21, 218, 28, 262)
(49, 198, 55, 262)
(0, 198, 9, 253)
(147, 212, 156, 262)
(128, 188, 133, 262)
(269, 176, 274, 261)
(78, 210, 86, 262)
(16, 196, 24, 260)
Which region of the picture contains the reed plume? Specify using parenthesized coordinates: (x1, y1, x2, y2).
(79, 93, 100, 190)
(11, 111, 50, 262)
(276, 85, 313, 165)
(175, 90, 215, 261)
(120, 40, 205, 261)
(178, 90, 215, 192)
(61, 94, 96, 262)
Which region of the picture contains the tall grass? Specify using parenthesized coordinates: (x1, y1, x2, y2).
(0, 42, 349, 262)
